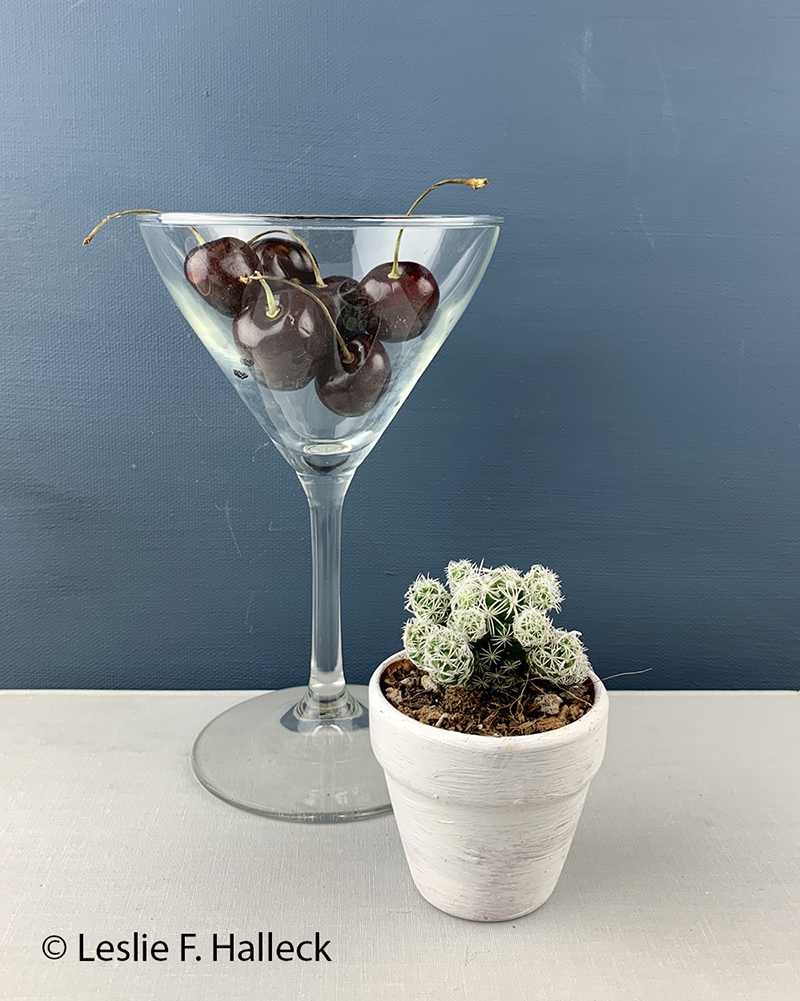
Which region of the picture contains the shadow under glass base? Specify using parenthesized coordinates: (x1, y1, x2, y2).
(191, 685, 391, 823)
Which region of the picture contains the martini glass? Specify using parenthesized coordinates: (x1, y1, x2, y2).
(137, 212, 501, 822)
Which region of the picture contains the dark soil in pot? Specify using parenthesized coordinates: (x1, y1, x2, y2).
(381, 658, 596, 737)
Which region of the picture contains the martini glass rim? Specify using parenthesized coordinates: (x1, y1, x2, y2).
(138, 212, 504, 229)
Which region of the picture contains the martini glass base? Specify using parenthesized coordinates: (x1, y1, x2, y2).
(191, 686, 392, 823)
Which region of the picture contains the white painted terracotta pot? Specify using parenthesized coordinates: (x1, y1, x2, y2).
(369, 652, 609, 922)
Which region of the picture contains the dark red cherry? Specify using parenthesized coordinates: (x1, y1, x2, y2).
(184, 237, 258, 316)
(252, 237, 317, 284)
(233, 284, 328, 392)
(358, 261, 439, 342)
(314, 275, 372, 341)
(315, 335, 391, 417)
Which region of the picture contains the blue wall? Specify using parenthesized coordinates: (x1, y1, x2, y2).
(1, 0, 798, 690)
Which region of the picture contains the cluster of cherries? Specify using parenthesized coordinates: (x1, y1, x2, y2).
(183, 230, 437, 417)
(83, 179, 487, 418)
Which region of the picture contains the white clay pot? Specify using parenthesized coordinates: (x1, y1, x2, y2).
(369, 652, 609, 922)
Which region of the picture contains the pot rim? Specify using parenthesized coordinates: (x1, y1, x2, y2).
(369, 651, 609, 751)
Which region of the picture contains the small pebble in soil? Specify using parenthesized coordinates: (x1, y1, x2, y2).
(532, 693, 562, 716)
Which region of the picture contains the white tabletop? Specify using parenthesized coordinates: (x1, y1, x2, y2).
(1, 689, 798, 1001)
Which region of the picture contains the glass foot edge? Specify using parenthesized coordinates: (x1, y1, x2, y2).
(191, 685, 392, 823)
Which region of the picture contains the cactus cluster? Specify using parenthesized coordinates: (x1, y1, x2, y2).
(402, 560, 591, 691)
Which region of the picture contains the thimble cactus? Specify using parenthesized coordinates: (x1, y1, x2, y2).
(405, 574, 451, 624)
(401, 561, 591, 692)
(423, 626, 475, 686)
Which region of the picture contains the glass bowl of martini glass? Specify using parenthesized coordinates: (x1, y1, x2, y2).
(87, 191, 501, 822)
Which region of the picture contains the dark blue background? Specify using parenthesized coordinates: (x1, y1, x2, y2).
(1, 1, 798, 690)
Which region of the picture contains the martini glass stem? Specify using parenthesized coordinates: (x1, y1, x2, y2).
(294, 469, 361, 721)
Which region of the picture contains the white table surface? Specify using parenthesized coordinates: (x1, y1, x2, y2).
(1, 689, 798, 1001)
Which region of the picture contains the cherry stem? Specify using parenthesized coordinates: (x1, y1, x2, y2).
(388, 177, 488, 279)
(82, 209, 204, 246)
(253, 276, 281, 319)
(246, 229, 325, 287)
(240, 274, 354, 364)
